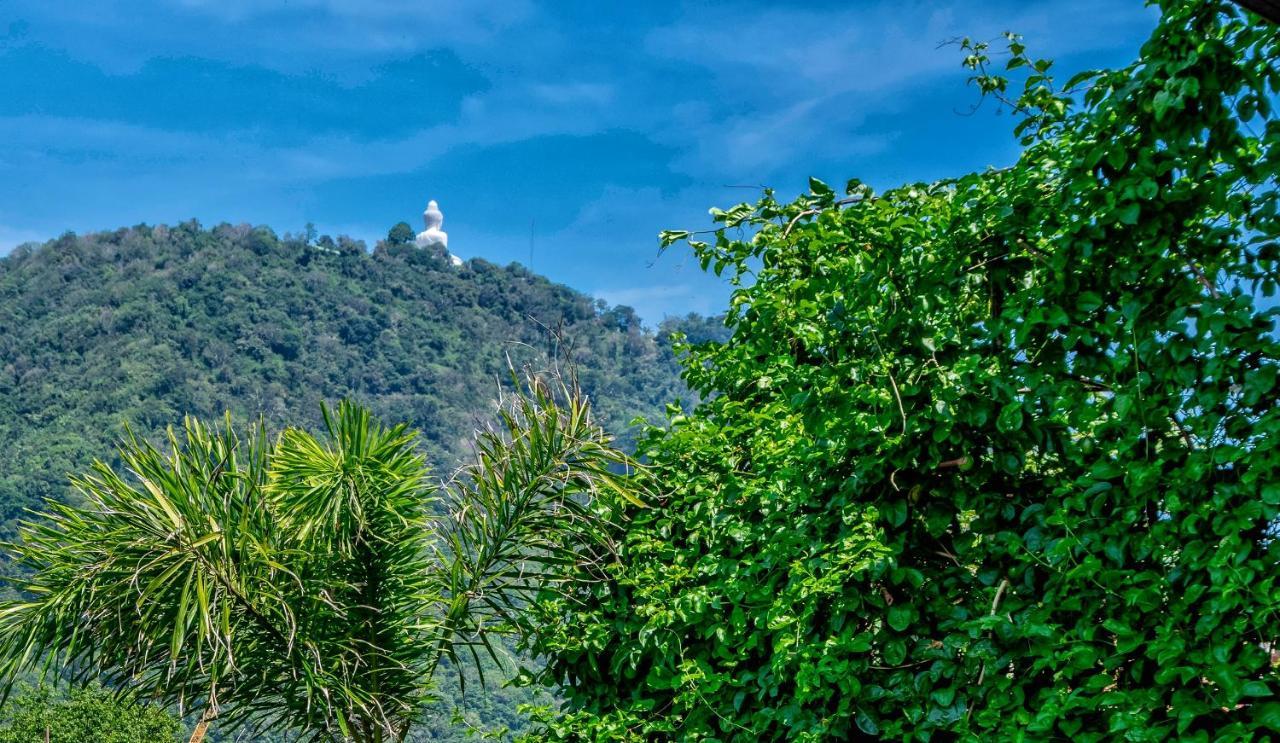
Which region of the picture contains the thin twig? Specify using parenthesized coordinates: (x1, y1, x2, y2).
(968, 578, 1011, 725)
(782, 209, 820, 237)
(1170, 245, 1221, 298)
(887, 371, 908, 436)
(1170, 414, 1196, 449)
(781, 196, 864, 238)
(1074, 376, 1112, 392)
(964, 252, 1010, 272)
(975, 579, 1011, 688)
(934, 549, 963, 568)
(869, 659, 931, 670)
(988, 578, 1010, 613)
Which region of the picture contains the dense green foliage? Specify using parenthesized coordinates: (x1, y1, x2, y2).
(0, 383, 638, 742)
(0, 222, 695, 739)
(0, 221, 690, 546)
(523, 2, 1280, 740)
(0, 685, 182, 743)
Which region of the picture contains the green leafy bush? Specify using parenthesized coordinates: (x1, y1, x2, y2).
(0, 685, 182, 743)
(523, 1, 1280, 740)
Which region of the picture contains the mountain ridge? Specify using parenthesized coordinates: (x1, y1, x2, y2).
(0, 218, 726, 739)
(0, 219, 716, 535)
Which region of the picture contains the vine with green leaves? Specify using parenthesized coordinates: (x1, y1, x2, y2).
(521, 1, 1280, 740)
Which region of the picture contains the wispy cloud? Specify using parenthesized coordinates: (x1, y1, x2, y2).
(640, 0, 1156, 185)
(645, 3, 961, 99)
(646, 0, 1155, 99)
(0, 0, 1159, 322)
(0, 45, 488, 142)
(172, 0, 535, 31)
(660, 97, 893, 182)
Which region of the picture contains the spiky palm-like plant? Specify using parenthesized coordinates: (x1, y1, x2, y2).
(0, 376, 640, 743)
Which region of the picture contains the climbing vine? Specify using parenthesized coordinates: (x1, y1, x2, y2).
(521, 1, 1280, 740)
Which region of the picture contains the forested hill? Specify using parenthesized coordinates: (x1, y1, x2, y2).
(0, 221, 715, 544)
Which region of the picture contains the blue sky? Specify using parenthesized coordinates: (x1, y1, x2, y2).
(0, 0, 1159, 324)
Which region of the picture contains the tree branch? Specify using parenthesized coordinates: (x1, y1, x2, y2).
(1230, 0, 1280, 24)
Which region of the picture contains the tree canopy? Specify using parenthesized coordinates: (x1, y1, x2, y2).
(0, 221, 692, 548)
(0, 212, 698, 740)
(0, 685, 183, 743)
(522, 1, 1280, 739)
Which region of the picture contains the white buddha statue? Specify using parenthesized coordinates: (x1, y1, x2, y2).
(416, 199, 448, 250)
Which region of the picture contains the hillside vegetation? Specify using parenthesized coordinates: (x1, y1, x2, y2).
(3, 1, 1276, 741)
(0, 222, 713, 740)
(0, 222, 712, 540)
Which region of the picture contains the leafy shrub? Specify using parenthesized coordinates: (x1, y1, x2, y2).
(0, 685, 182, 743)
(523, 1, 1280, 739)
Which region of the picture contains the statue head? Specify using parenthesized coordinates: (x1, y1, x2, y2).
(423, 200, 444, 231)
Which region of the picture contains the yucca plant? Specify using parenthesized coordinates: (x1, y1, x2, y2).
(0, 374, 641, 743)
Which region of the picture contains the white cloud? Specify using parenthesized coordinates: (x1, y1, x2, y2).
(171, 0, 537, 46)
(0, 0, 540, 74)
(647, 0, 1154, 99)
(646, 3, 957, 100)
(0, 86, 605, 193)
(0, 0, 1161, 321)
(661, 97, 892, 181)
(634, 0, 1156, 184)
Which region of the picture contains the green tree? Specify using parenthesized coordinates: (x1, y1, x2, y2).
(0, 685, 182, 743)
(0, 375, 640, 743)
(523, 1, 1280, 740)
(0, 220, 688, 549)
(0, 206, 691, 738)
(386, 222, 416, 247)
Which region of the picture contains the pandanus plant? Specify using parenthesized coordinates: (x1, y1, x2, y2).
(0, 374, 642, 742)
